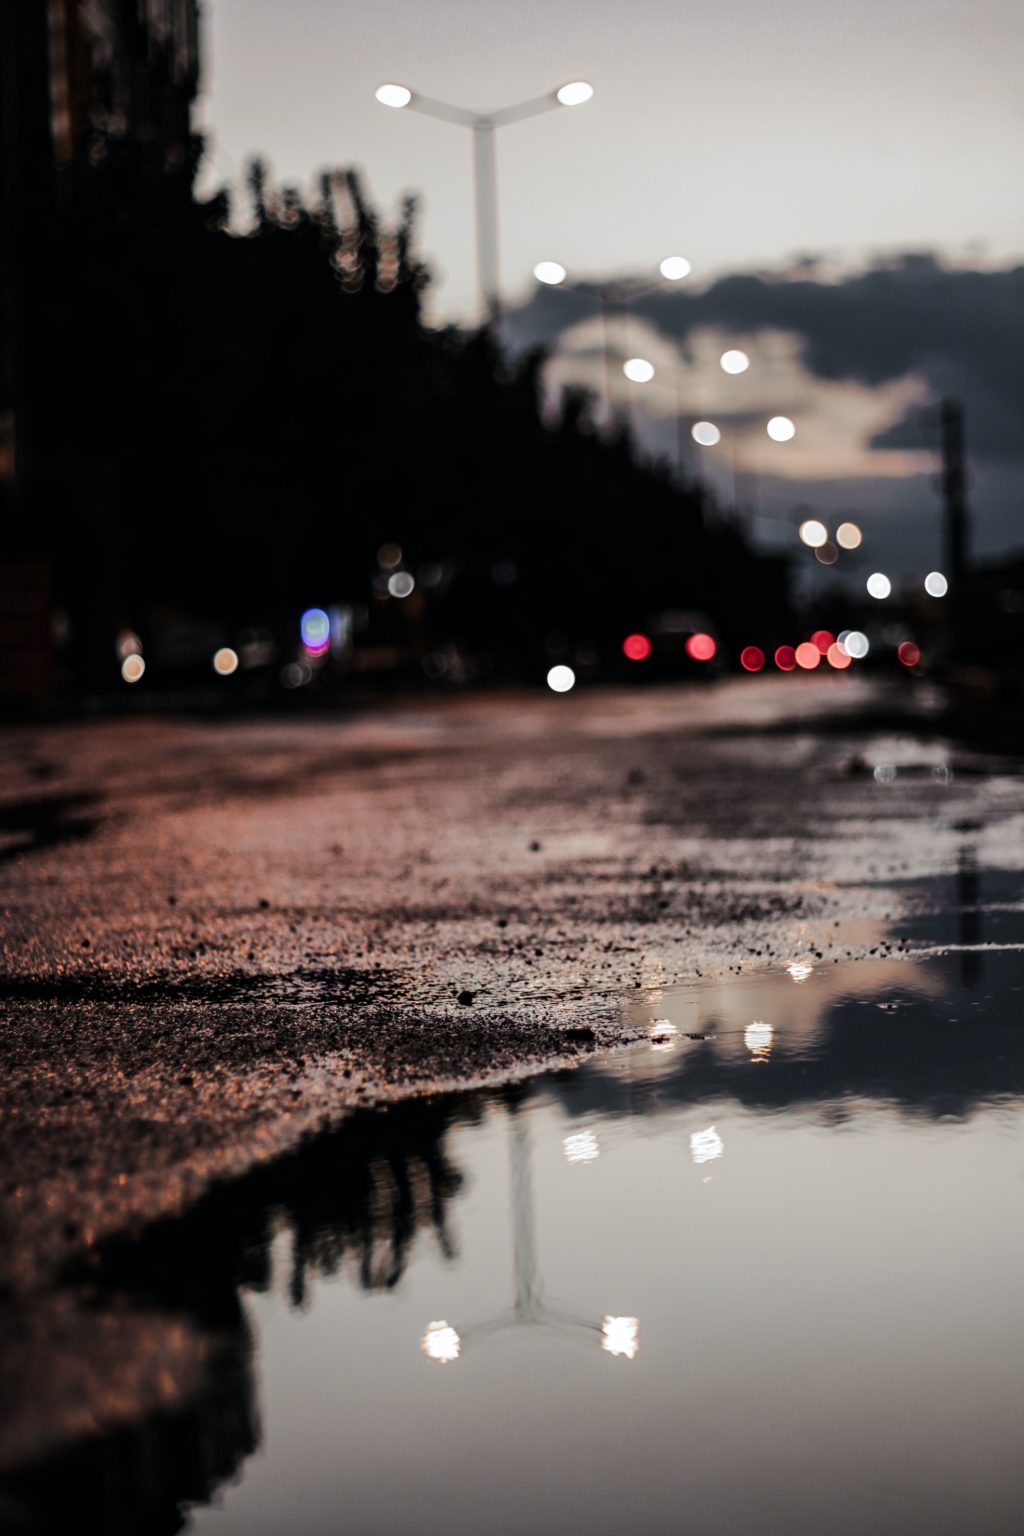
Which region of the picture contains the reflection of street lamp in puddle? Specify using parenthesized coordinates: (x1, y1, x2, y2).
(421, 1320, 461, 1363)
(563, 1129, 600, 1164)
(601, 1315, 640, 1359)
(421, 1110, 637, 1364)
(648, 1019, 678, 1052)
(744, 1020, 773, 1063)
(690, 1125, 724, 1165)
(786, 960, 814, 983)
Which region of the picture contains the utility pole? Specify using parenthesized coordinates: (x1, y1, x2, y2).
(940, 398, 968, 589)
(939, 398, 969, 667)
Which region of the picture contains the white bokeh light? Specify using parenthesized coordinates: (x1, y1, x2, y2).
(866, 572, 891, 599)
(766, 416, 796, 442)
(925, 571, 948, 597)
(623, 357, 655, 383)
(547, 665, 576, 693)
(121, 654, 145, 684)
(691, 421, 721, 447)
(836, 521, 862, 549)
(375, 83, 412, 108)
(843, 630, 870, 659)
(659, 255, 692, 281)
(388, 571, 415, 599)
(720, 349, 750, 374)
(798, 519, 828, 549)
(533, 261, 566, 286)
(556, 81, 594, 106)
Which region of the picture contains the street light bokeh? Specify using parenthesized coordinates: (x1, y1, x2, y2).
(623, 357, 655, 383)
(691, 421, 721, 446)
(534, 261, 567, 285)
(798, 519, 828, 549)
(658, 255, 692, 280)
(374, 83, 412, 108)
(720, 349, 750, 374)
(766, 415, 796, 442)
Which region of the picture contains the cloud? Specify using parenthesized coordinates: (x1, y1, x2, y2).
(508, 255, 1024, 460)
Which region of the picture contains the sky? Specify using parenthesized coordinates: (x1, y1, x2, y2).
(195, 0, 1024, 578)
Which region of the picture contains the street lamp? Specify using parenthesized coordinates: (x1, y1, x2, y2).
(375, 80, 594, 322)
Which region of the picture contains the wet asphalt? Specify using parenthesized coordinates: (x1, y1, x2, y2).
(1, 676, 1022, 1300)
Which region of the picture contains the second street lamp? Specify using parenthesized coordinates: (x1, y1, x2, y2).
(375, 79, 594, 323)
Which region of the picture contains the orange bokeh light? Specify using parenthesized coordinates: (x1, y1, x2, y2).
(827, 643, 852, 669)
(795, 642, 821, 670)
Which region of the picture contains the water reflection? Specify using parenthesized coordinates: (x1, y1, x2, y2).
(2, 952, 1023, 1534)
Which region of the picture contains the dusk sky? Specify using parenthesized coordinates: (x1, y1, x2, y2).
(196, 0, 1024, 577)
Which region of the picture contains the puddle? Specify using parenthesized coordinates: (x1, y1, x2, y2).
(2, 951, 1023, 1536)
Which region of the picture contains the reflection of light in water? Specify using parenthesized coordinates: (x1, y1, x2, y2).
(546, 665, 575, 693)
(556, 81, 594, 106)
(601, 1316, 639, 1359)
(421, 1320, 461, 1363)
(659, 255, 691, 280)
(924, 570, 948, 598)
(691, 420, 721, 447)
(745, 1020, 773, 1060)
(213, 647, 238, 676)
(534, 261, 566, 285)
(874, 763, 897, 784)
(866, 572, 891, 599)
(690, 1125, 724, 1164)
(786, 960, 814, 983)
(648, 1019, 678, 1052)
(623, 357, 655, 383)
(121, 654, 145, 683)
(564, 1130, 600, 1164)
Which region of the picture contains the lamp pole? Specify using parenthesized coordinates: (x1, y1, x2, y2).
(375, 81, 594, 323)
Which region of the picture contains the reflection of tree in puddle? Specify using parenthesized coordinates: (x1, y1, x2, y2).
(0, 1096, 484, 1536)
